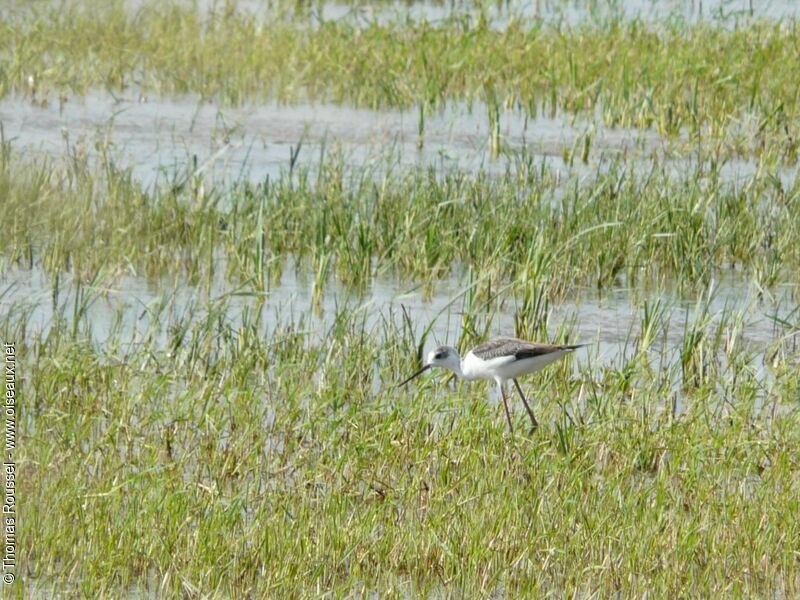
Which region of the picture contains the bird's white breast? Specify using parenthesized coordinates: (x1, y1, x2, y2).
(461, 349, 569, 382)
(460, 351, 515, 381)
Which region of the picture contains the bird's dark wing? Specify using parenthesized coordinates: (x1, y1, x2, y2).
(471, 337, 584, 361)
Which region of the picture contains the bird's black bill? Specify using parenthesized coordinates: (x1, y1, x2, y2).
(397, 364, 431, 388)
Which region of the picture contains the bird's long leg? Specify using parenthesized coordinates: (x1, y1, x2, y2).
(513, 378, 538, 431)
(499, 383, 514, 433)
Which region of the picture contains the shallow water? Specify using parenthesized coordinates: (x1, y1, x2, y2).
(318, 0, 800, 25)
(2, 259, 795, 381)
(1, 90, 668, 188)
(5, 89, 791, 195)
(115, 0, 800, 26)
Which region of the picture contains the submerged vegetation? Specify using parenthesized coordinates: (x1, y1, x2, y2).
(3, 0, 800, 596)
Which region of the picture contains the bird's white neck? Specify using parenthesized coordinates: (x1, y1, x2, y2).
(455, 353, 479, 381)
(453, 361, 465, 380)
(442, 353, 464, 379)
(449, 356, 468, 380)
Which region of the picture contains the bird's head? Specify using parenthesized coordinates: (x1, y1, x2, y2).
(398, 345, 461, 387)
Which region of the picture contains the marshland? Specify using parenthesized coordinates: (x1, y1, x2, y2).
(2, 0, 800, 596)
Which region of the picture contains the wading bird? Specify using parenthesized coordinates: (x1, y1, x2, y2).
(399, 337, 584, 433)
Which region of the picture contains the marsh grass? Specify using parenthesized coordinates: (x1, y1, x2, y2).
(4, 2, 800, 595)
(2, 2, 800, 157)
(10, 280, 800, 597)
(5, 152, 799, 593)
(1, 143, 798, 301)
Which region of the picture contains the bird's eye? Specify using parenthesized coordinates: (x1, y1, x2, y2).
(434, 352, 445, 360)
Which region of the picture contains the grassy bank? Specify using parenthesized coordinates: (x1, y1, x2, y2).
(2, 2, 800, 155)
